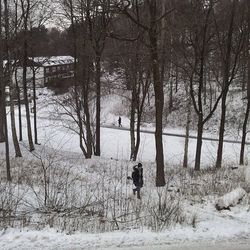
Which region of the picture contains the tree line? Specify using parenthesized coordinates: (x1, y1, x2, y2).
(0, 0, 249, 187)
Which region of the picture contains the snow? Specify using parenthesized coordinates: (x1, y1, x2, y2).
(0, 212, 250, 250)
(215, 187, 247, 210)
(8, 91, 245, 167)
(245, 166, 250, 184)
(1, 88, 250, 249)
(31, 56, 74, 67)
(1, 203, 250, 250)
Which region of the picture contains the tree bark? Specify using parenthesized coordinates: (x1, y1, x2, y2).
(83, 67, 93, 159)
(183, 90, 191, 168)
(14, 69, 22, 141)
(4, 0, 22, 157)
(130, 77, 136, 160)
(4, 97, 11, 181)
(1, 0, 11, 180)
(133, 112, 141, 161)
(240, 0, 250, 165)
(216, 0, 236, 169)
(149, 0, 165, 186)
(32, 68, 38, 144)
(14, 1, 22, 141)
(240, 99, 250, 165)
(95, 53, 101, 156)
(0, 0, 4, 143)
(21, 0, 35, 152)
(9, 85, 22, 157)
(194, 114, 203, 171)
(216, 91, 227, 168)
(69, 0, 89, 159)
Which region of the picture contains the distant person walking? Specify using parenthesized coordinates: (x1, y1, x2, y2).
(131, 163, 143, 199)
(118, 116, 122, 127)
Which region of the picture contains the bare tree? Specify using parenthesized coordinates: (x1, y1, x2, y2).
(240, 0, 250, 165)
(183, 80, 192, 168)
(215, 0, 244, 168)
(0, 0, 4, 142)
(0, 0, 11, 180)
(14, 0, 23, 142)
(85, 0, 111, 156)
(111, 17, 151, 161)
(60, 0, 93, 158)
(116, 0, 171, 186)
(20, 0, 35, 151)
(173, 0, 222, 171)
(4, 0, 22, 157)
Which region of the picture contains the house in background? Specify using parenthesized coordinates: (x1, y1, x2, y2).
(33, 56, 75, 87)
(3, 56, 75, 104)
(14, 55, 75, 88)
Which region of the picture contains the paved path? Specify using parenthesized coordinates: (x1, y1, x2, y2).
(103, 241, 250, 250)
(30, 114, 250, 145)
(102, 124, 250, 145)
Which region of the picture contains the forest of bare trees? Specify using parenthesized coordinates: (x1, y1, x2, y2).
(0, 0, 249, 187)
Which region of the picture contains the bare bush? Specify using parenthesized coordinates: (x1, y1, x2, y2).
(147, 188, 184, 231)
(0, 182, 25, 229)
(1, 148, 246, 234)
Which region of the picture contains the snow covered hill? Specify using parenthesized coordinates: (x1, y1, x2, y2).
(0, 87, 250, 249)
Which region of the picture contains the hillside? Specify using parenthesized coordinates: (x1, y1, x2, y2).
(0, 87, 250, 249)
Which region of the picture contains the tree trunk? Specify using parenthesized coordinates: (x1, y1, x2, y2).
(14, 69, 22, 141)
(0, 0, 4, 143)
(83, 73, 93, 159)
(14, 0, 22, 141)
(175, 65, 178, 93)
(194, 114, 203, 171)
(0, 87, 4, 142)
(183, 91, 191, 168)
(4, 98, 11, 181)
(149, 0, 165, 186)
(240, 0, 250, 165)
(95, 54, 101, 156)
(4, 0, 22, 157)
(216, 91, 227, 169)
(215, 0, 236, 169)
(169, 79, 173, 112)
(203, 73, 207, 105)
(240, 99, 250, 165)
(32, 68, 38, 144)
(10, 86, 22, 157)
(0, 0, 11, 181)
(74, 67, 87, 158)
(130, 79, 136, 160)
(22, 43, 35, 151)
(133, 113, 141, 161)
(22, 0, 34, 152)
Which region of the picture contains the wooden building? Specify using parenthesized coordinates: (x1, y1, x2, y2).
(32, 56, 75, 87)
(13, 55, 75, 88)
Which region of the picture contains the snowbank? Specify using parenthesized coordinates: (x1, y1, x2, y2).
(215, 187, 247, 210)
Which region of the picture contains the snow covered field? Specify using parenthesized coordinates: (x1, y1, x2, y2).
(1, 202, 250, 250)
(1, 89, 250, 249)
(11, 92, 248, 168)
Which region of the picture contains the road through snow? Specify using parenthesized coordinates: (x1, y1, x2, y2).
(105, 240, 250, 250)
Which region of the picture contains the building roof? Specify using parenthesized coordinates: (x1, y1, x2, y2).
(30, 56, 74, 67)
(2, 56, 74, 68)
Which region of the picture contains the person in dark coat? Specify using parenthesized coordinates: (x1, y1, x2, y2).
(132, 163, 143, 199)
(118, 116, 122, 127)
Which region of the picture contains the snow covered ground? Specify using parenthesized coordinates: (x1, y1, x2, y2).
(1, 89, 250, 249)
(1, 202, 250, 250)
(11, 101, 248, 168)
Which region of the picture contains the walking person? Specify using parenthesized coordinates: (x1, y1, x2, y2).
(118, 116, 122, 127)
(131, 163, 143, 199)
